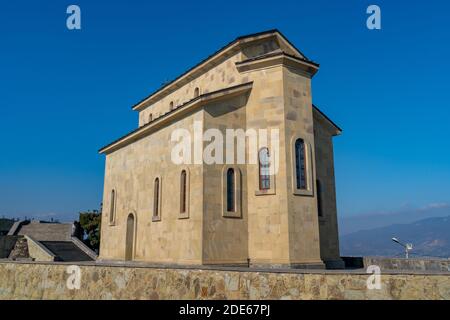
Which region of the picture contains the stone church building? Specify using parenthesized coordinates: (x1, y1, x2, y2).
(99, 30, 344, 269)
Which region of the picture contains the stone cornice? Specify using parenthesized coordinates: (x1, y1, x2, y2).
(99, 82, 253, 155)
(235, 52, 319, 77)
(131, 30, 313, 112)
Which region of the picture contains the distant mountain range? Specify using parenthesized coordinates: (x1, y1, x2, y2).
(339, 203, 450, 235)
(339, 215, 450, 258)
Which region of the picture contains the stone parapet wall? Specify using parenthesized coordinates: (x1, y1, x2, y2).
(0, 261, 449, 300)
(24, 236, 55, 262)
(363, 256, 450, 272)
(342, 256, 450, 272)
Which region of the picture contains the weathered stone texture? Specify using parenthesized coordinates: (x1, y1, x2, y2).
(7, 237, 29, 260)
(0, 262, 449, 300)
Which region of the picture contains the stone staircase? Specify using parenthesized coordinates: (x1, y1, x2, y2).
(4, 220, 97, 262)
(14, 221, 73, 241)
(40, 241, 94, 262)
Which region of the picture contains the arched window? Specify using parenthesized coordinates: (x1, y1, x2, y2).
(226, 168, 235, 212)
(316, 179, 323, 217)
(169, 101, 174, 111)
(153, 178, 160, 217)
(148, 113, 153, 123)
(258, 148, 270, 190)
(109, 189, 116, 224)
(180, 170, 187, 213)
(194, 87, 200, 98)
(295, 138, 307, 190)
(125, 213, 135, 260)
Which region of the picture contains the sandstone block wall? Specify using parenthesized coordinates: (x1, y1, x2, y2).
(313, 115, 341, 263)
(100, 111, 205, 264)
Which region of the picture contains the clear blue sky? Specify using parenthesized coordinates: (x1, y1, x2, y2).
(0, 0, 449, 221)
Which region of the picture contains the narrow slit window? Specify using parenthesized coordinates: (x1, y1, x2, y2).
(226, 168, 235, 212)
(194, 87, 200, 98)
(295, 139, 307, 190)
(180, 170, 187, 213)
(317, 179, 323, 217)
(258, 148, 271, 190)
(153, 178, 160, 217)
(109, 189, 116, 223)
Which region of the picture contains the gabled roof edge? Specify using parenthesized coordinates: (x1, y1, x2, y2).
(312, 104, 343, 134)
(100, 82, 254, 154)
(131, 29, 315, 111)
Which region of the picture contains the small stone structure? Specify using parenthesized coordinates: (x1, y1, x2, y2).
(0, 236, 30, 260)
(7, 237, 29, 260)
(1, 220, 97, 262)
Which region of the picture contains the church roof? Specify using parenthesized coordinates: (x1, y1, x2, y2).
(98, 30, 339, 154)
(131, 29, 318, 112)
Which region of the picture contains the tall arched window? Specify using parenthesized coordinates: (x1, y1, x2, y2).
(109, 189, 116, 224)
(169, 101, 174, 111)
(153, 178, 160, 217)
(295, 138, 307, 190)
(194, 87, 200, 98)
(226, 168, 235, 212)
(316, 179, 323, 217)
(180, 170, 187, 213)
(258, 148, 270, 190)
(148, 113, 153, 123)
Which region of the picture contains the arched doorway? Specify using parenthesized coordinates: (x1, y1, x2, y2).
(125, 213, 135, 260)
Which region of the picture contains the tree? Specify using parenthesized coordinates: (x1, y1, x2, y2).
(79, 206, 102, 252)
